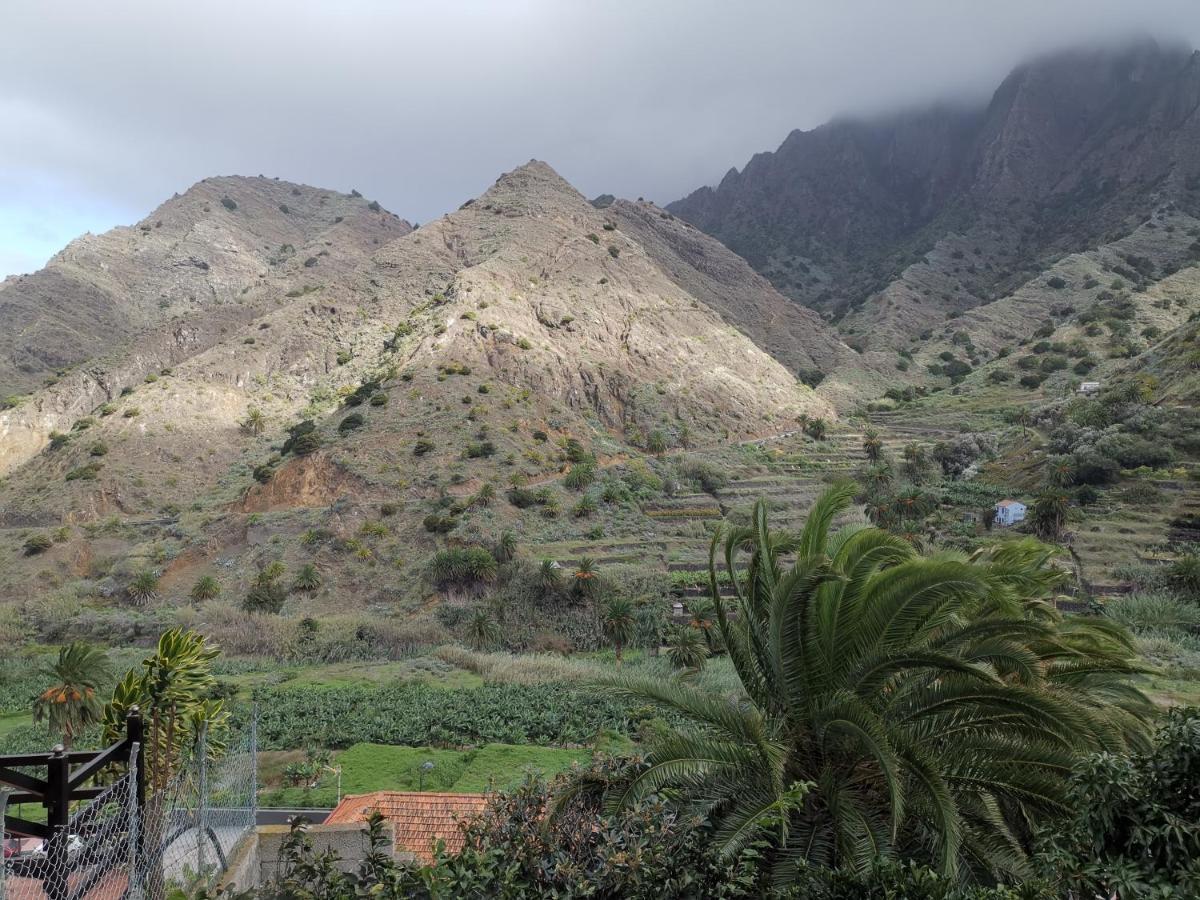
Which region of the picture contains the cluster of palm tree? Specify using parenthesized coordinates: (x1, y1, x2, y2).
(856, 431, 939, 540)
(593, 484, 1151, 886)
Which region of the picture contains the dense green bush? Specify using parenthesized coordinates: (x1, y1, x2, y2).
(23, 533, 53, 555)
(1036, 708, 1200, 898)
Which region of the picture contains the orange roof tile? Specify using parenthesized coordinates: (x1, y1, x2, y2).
(324, 791, 488, 862)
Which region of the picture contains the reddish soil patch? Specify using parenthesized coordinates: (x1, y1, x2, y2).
(238, 453, 368, 513)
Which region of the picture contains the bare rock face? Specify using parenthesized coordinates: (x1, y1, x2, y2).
(363, 161, 831, 441)
(668, 40, 1200, 351)
(0, 160, 829, 514)
(0, 175, 411, 398)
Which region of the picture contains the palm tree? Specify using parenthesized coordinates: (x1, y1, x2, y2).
(892, 486, 937, 524)
(862, 429, 884, 464)
(537, 559, 562, 600)
(1031, 489, 1070, 540)
(33, 642, 110, 747)
(241, 407, 266, 436)
(595, 485, 1149, 884)
(804, 417, 827, 440)
(901, 442, 930, 484)
(602, 598, 636, 664)
(1047, 459, 1075, 488)
(666, 627, 708, 672)
(860, 463, 893, 496)
(466, 608, 501, 650)
(573, 557, 598, 598)
(189, 574, 221, 602)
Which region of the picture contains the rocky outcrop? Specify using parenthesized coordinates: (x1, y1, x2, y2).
(668, 40, 1200, 350)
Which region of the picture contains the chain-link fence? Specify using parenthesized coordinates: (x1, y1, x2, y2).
(2, 720, 257, 900)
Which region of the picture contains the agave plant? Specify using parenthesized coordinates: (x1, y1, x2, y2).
(494, 529, 518, 564)
(189, 574, 221, 602)
(292, 563, 322, 592)
(126, 569, 160, 605)
(596, 484, 1150, 884)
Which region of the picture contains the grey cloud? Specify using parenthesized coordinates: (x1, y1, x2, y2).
(2, 0, 1200, 275)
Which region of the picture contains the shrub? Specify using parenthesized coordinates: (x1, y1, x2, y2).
(429, 547, 499, 588)
(563, 462, 596, 490)
(413, 438, 435, 456)
(464, 440, 496, 459)
(1164, 554, 1200, 597)
(1105, 593, 1200, 633)
(23, 534, 53, 556)
(338, 413, 365, 433)
(1040, 354, 1068, 374)
(282, 420, 319, 455)
(607, 245, 620, 258)
(423, 513, 457, 534)
(65, 463, 102, 481)
(220, 197, 237, 211)
(678, 458, 728, 494)
(369, 392, 388, 406)
(243, 579, 286, 614)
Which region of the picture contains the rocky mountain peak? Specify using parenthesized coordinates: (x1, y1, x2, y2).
(668, 38, 1200, 339)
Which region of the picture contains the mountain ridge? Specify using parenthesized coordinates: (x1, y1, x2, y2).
(667, 38, 1200, 353)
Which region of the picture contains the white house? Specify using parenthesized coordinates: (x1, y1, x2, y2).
(994, 499, 1026, 527)
(1078, 381, 1101, 395)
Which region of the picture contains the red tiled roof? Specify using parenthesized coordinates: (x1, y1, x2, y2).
(324, 791, 488, 862)
(996, 499, 1021, 507)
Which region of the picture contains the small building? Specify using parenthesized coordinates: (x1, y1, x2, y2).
(324, 791, 488, 863)
(1078, 381, 1101, 395)
(994, 499, 1026, 527)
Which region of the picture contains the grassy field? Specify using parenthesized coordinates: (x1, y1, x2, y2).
(259, 741, 591, 808)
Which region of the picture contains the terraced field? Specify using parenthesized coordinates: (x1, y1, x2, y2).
(525, 429, 871, 613)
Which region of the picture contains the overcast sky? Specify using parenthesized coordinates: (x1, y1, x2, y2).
(3, 0, 1200, 278)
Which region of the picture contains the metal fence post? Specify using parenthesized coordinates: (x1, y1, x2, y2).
(47, 745, 69, 896)
(197, 722, 208, 882)
(1, 788, 8, 900)
(250, 705, 259, 824)
(127, 742, 143, 900)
